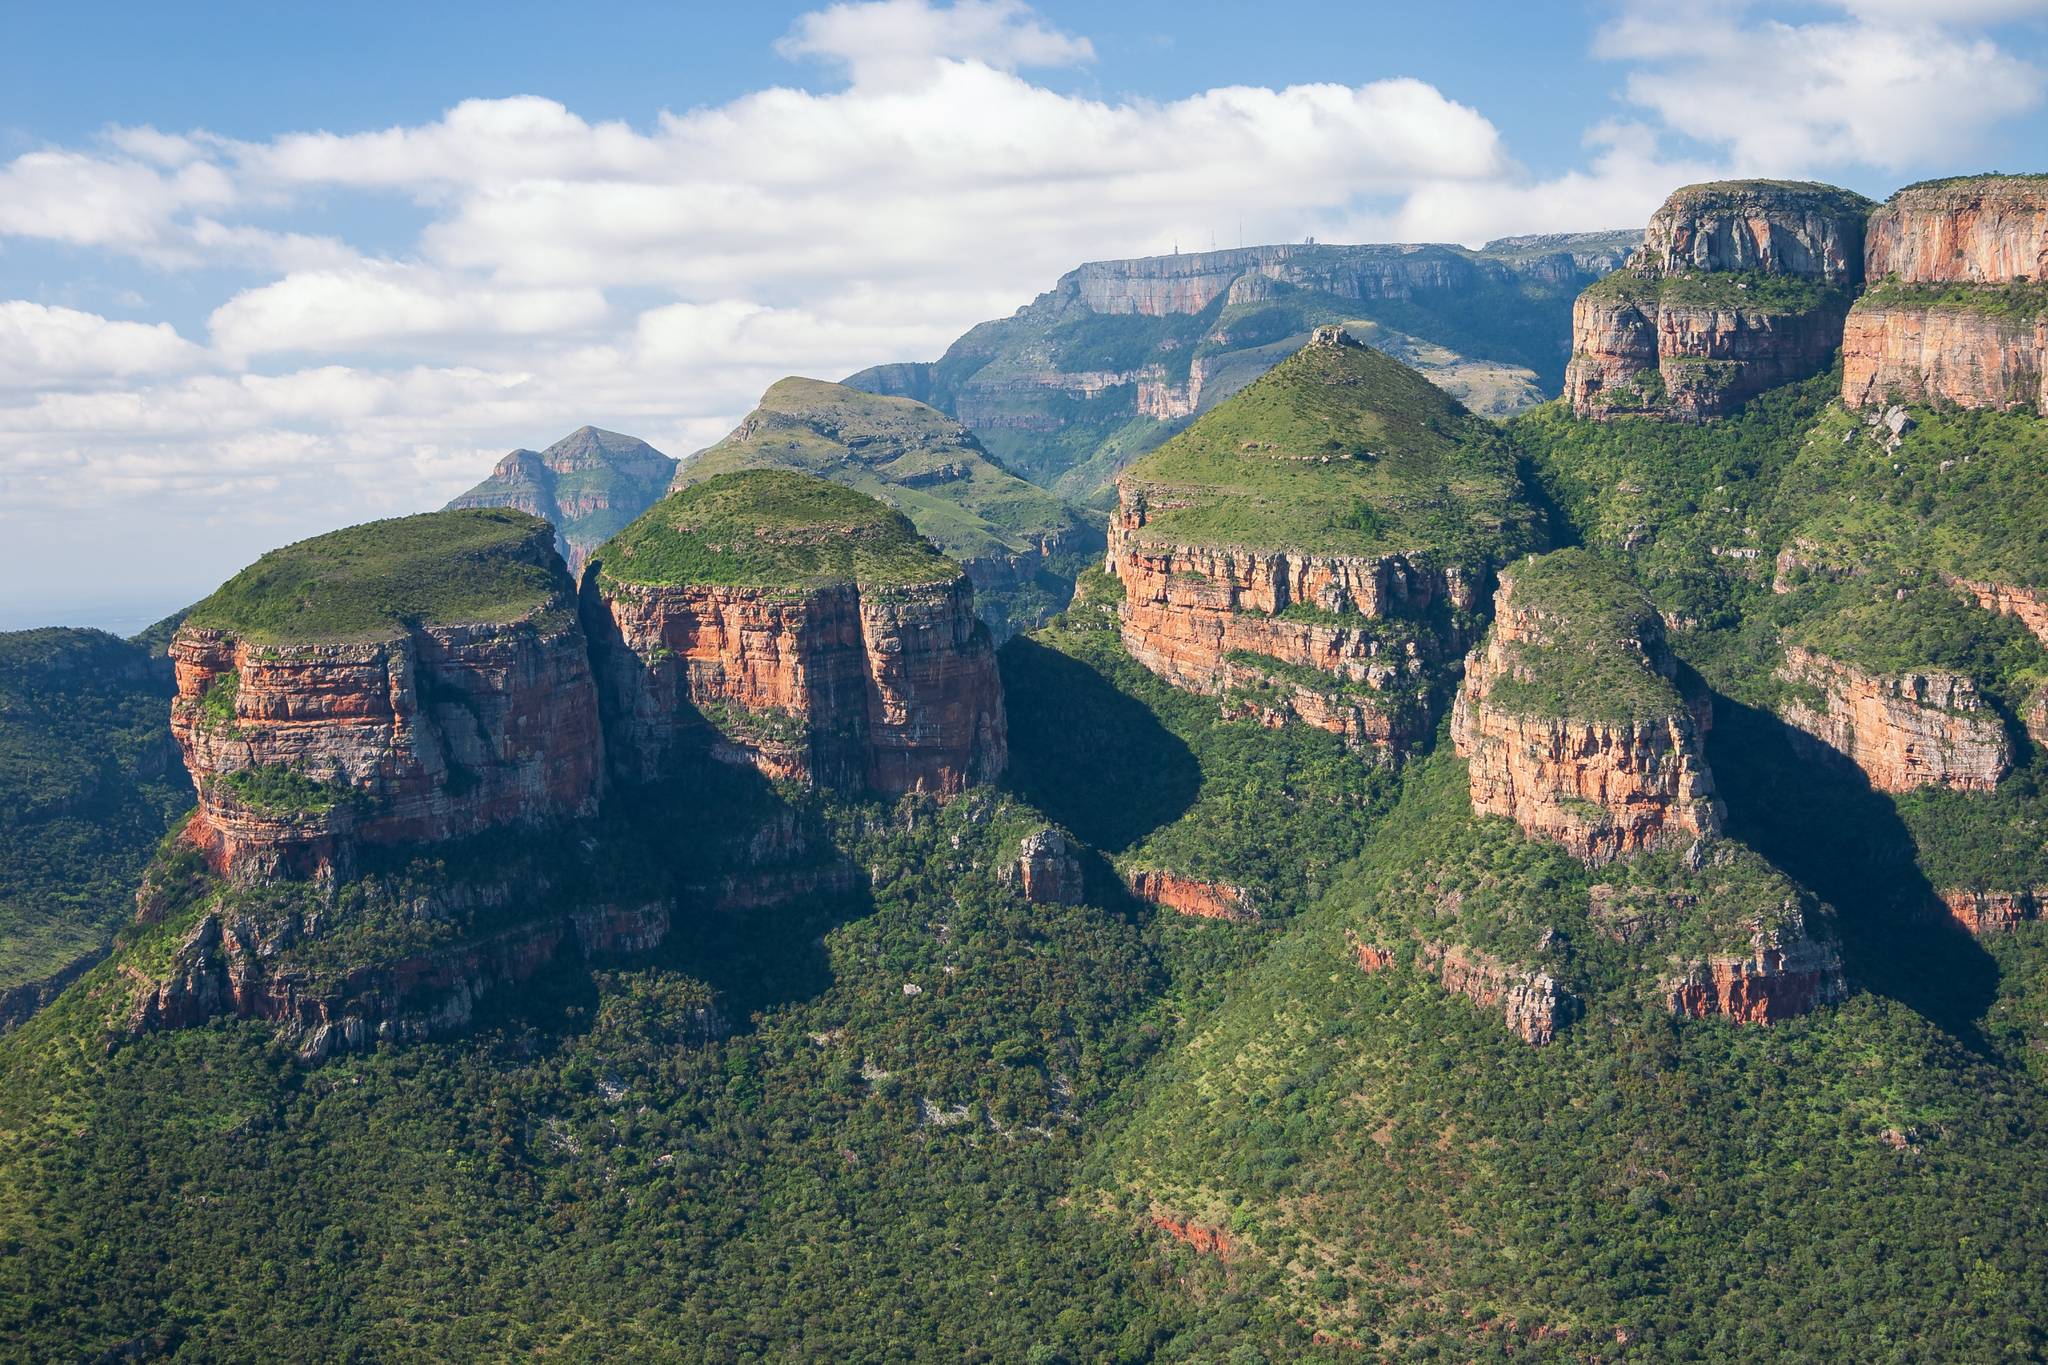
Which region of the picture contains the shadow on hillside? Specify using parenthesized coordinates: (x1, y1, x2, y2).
(996, 635, 1201, 852)
(1707, 695, 1999, 1045)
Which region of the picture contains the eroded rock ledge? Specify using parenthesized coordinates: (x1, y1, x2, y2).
(1566, 180, 1871, 421)
(1776, 644, 2011, 793)
(1844, 177, 2048, 414)
(1451, 552, 1723, 864)
(1125, 868, 1258, 922)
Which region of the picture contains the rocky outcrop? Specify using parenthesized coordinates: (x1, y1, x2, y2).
(1150, 1212, 1236, 1260)
(169, 614, 605, 882)
(127, 899, 674, 1060)
(1008, 829, 1084, 905)
(1419, 941, 1570, 1046)
(1664, 933, 1847, 1024)
(1567, 181, 1870, 421)
(1950, 577, 2048, 647)
(1109, 487, 1473, 759)
(1567, 288, 1854, 421)
(1776, 645, 2011, 793)
(1126, 869, 1257, 922)
(1451, 558, 1722, 864)
(1844, 178, 2048, 413)
(1841, 301, 2047, 413)
(1636, 181, 1869, 282)
(1864, 179, 2048, 286)
(1938, 887, 2047, 935)
(587, 575, 1006, 797)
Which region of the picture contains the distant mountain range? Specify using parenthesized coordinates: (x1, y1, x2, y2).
(446, 425, 678, 575)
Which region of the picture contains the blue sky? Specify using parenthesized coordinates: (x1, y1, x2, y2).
(2, 0, 2045, 629)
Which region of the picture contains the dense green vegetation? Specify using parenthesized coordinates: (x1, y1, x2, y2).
(596, 469, 962, 591)
(676, 378, 1093, 634)
(1583, 268, 1856, 316)
(0, 629, 189, 1000)
(1860, 278, 2048, 319)
(1120, 338, 1541, 564)
(184, 508, 569, 644)
(1484, 549, 1685, 722)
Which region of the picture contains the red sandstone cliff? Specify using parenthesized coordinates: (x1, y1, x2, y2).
(1107, 485, 1473, 759)
(1567, 181, 1869, 421)
(169, 612, 605, 882)
(1938, 887, 2047, 935)
(1844, 178, 2048, 413)
(1451, 564, 1722, 864)
(1663, 932, 1846, 1024)
(587, 573, 1006, 797)
(1775, 644, 2010, 793)
(1126, 868, 1258, 922)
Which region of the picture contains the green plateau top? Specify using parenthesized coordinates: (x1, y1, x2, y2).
(1115, 332, 1537, 561)
(1483, 548, 1686, 724)
(596, 468, 961, 591)
(674, 377, 1079, 569)
(183, 508, 570, 645)
(1655, 179, 1875, 215)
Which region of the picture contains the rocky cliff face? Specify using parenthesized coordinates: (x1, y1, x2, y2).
(1776, 644, 2011, 793)
(1109, 488, 1473, 759)
(589, 574, 1005, 797)
(1125, 868, 1258, 921)
(1663, 932, 1847, 1024)
(1008, 829, 1084, 905)
(170, 612, 605, 882)
(1939, 887, 2047, 934)
(1843, 178, 2048, 413)
(1418, 941, 1570, 1045)
(1841, 302, 2047, 412)
(1451, 555, 1723, 863)
(1567, 181, 1870, 421)
(1863, 179, 2048, 285)
(1636, 181, 1869, 282)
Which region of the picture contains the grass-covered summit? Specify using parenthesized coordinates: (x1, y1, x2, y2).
(1116, 331, 1538, 561)
(1485, 549, 1687, 723)
(676, 378, 1080, 572)
(596, 469, 961, 591)
(183, 508, 569, 644)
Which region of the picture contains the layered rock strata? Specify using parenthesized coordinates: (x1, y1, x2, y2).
(1938, 887, 2048, 935)
(1844, 178, 2048, 413)
(170, 614, 604, 882)
(1451, 557, 1723, 863)
(1125, 869, 1258, 922)
(1567, 181, 1871, 420)
(588, 575, 1006, 796)
(1109, 488, 1473, 758)
(1663, 929, 1846, 1024)
(1008, 829, 1085, 905)
(1775, 645, 2011, 792)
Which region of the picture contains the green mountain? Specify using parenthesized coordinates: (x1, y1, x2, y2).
(16, 180, 2048, 1363)
(446, 426, 679, 576)
(674, 377, 1093, 636)
(847, 233, 1636, 507)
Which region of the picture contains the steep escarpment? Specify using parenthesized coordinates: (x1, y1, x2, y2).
(1452, 550, 1721, 863)
(169, 510, 605, 881)
(1107, 328, 1540, 760)
(1567, 181, 1871, 420)
(587, 470, 1006, 797)
(1775, 644, 2011, 793)
(1842, 178, 2048, 413)
(447, 426, 678, 575)
(673, 377, 1090, 636)
(848, 232, 1634, 502)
